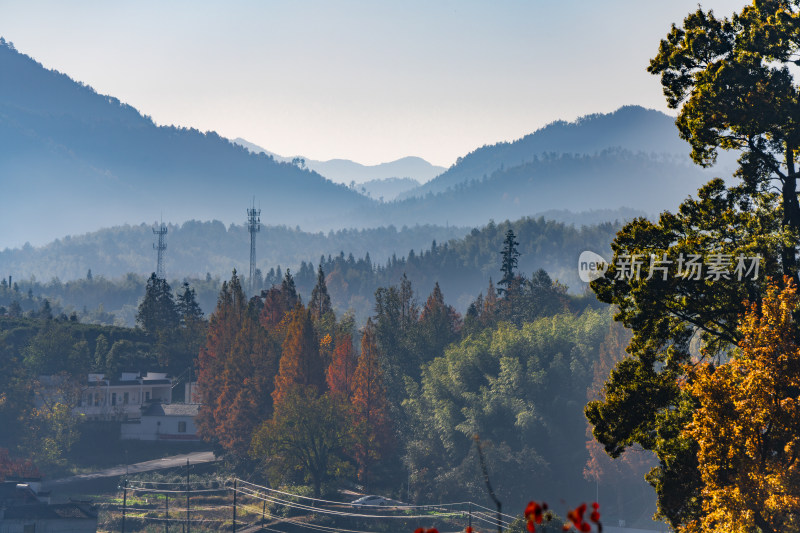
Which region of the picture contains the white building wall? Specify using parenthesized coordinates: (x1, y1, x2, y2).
(120, 414, 198, 441)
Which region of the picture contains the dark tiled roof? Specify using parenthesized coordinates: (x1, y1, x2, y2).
(2, 503, 97, 520)
(86, 379, 172, 387)
(0, 482, 38, 506)
(142, 403, 200, 417)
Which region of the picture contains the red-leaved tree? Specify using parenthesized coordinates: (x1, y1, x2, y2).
(272, 304, 326, 404)
(351, 319, 393, 486)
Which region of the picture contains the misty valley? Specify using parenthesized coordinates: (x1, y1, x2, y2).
(2, 2, 800, 532)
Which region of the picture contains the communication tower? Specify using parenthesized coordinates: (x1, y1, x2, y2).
(153, 221, 168, 279)
(247, 200, 261, 294)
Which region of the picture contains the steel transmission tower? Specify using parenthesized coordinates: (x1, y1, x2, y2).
(153, 222, 168, 279)
(247, 201, 261, 294)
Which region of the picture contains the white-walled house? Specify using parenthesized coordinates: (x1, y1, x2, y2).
(78, 372, 173, 421)
(120, 403, 200, 441)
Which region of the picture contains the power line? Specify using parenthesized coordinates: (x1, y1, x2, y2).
(108, 474, 520, 532)
(234, 486, 464, 520)
(236, 478, 488, 512)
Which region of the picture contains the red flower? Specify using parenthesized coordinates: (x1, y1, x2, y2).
(590, 502, 600, 524)
(525, 500, 550, 531)
(465, 527, 474, 533)
(564, 503, 592, 531)
(525, 501, 544, 524)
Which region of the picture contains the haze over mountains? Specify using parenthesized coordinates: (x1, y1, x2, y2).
(1, 39, 719, 269)
(233, 138, 443, 186)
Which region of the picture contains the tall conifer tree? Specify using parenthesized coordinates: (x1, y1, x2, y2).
(272, 305, 326, 404)
(351, 320, 392, 486)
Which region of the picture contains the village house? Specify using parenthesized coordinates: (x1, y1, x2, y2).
(78, 372, 173, 421)
(0, 478, 97, 533)
(120, 403, 200, 441)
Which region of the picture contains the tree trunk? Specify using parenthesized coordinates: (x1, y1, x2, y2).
(312, 474, 321, 498)
(781, 142, 800, 280)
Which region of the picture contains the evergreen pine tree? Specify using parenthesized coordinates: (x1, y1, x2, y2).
(177, 282, 204, 325)
(272, 305, 326, 404)
(136, 273, 179, 336)
(351, 319, 392, 487)
(498, 229, 520, 296)
(309, 265, 332, 322)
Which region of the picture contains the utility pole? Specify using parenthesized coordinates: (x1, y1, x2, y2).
(165, 492, 169, 533)
(247, 200, 261, 295)
(262, 478, 267, 521)
(186, 459, 190, 533)
(232, 479, 237, 533)
(122, 479, 127, 533)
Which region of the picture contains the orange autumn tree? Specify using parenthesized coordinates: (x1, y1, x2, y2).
(272, 304, 327, 404)
(0, 448, 38, 481)
(351, 319, 393, 486)
(213, 307, 279, 455)
(254, 303, 353, 496)
(196, 272, 280, 456)
(326, 333, 358, 401)
(685, 278, 800, 533)
(196, 271, 248, 445)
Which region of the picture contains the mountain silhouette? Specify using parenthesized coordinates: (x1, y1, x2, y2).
(1, 39, 719, 253)
(0, 39, 373, 249)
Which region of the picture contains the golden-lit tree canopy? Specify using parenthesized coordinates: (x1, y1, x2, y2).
(685, 279, 800, 533)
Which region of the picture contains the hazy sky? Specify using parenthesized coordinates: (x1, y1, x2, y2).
(1, 1, 745, 167)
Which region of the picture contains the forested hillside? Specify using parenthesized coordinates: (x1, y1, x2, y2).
(0, 221, 469, 282)
(0, 39, 373, 248)
(2, 38, 710, 250)
(384, 149, 709, 224)
(0, 216, 621, 326)
(400, 105, 700, 199)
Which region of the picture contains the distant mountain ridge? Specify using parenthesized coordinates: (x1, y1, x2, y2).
(376, 149, 709, 227)
(232, 137, 445, 185)
(399, 106, 694, 199)
(0, 40, 374, 248)
(0, 39, 718, 253)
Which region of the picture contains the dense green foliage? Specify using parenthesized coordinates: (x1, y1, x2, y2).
(0, 314, 148, 468)
(404, 308, 612, 509)
(586, 1, 800, 530)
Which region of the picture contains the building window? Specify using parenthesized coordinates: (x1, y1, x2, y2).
(178, 421, 187, 433)
(86, 393, 92, 406)
(145, 391, 151, 401)
(111, 393, 117, 406)
(94, 394, 100, 407)
(123, 392, 129, 405)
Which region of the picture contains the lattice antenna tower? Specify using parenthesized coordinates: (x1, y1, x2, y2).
(247, 199, 261, 294)
(153, 219, 168, 279)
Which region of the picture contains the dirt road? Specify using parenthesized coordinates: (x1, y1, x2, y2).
(43, 450, 217, 489)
